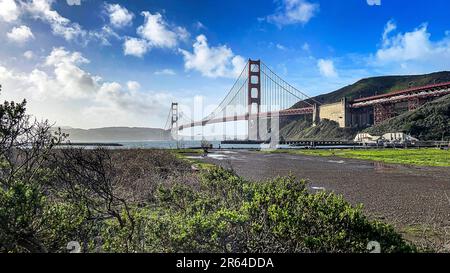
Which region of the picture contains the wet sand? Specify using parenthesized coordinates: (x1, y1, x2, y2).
(198, 150, 450, 229)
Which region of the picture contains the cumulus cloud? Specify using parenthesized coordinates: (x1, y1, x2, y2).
(179, 34, 246, 78)
(0, 47, 175, 128)
(66, 0, 81, 5)
(375, 22, 450, 73)
(267, 0, 319, 27)
(154, 69, 176, 76)
(123, 37, 149, 57)
(22, 0, 118, 45)
(24, 0, 87, 42)
(317, 59, 338, 78)
(7, 25, 35, 43)
(137, 11, 189, 48)
(105, 3, 134, 28)
(44, 47, 96, 98)
(122, 11, 189, 57)
(0, 0, 20, 22)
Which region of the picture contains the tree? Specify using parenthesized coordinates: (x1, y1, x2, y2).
(0, 86, 64, 252)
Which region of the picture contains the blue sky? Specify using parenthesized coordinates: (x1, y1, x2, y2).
(0, 0, 449, 129)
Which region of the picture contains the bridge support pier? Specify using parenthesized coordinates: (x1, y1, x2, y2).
(312, 104, 320, 126)
(374, 103, 395, 125)
(408, 98, 426, 111)
(170, 102, 179, 146)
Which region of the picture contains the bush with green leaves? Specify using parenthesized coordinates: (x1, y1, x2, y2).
(99, 167, 415, 253)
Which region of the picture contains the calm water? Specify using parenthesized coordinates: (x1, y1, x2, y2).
(116, 140, 263, 149)
(69, 140, 359, 150)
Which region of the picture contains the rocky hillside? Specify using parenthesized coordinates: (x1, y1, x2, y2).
(280, 119, 358, 141)
(365, 94, 450, 141)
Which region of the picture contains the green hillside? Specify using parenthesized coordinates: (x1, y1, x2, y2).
(293, 71, 450, 107)
(280, 119, 358, 141)
(365, 94, 450, 141)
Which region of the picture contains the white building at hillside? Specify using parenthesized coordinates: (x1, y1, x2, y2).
(354, 133, 381, 144)
(382, 132, 418, 143)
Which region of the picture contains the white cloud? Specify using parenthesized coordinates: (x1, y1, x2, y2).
(122, 11, 190, 57)
(137, 11, 189, 48)
(154, 69, 176, 76)
(24, 0, 87, 42)
(66, 0, 81, 5)
(105, 3, 134, 28)
(382, 19, 396, 45)
(267, 0, 319, 27)
(179, 34, 246, 78)
(367, 0, 381, 6)
(0, 0, 19, 22)
(7, 25, 35, 43)
(276, 43, 287, 50)
(44, 47, 96, 98)
(195, 21, 206, 30)
(89, 25, 120, 46)
(127, 81, 140, 91)
(18, 0, 119, 45)
(23, 50, 34, 59)
(302, 42, 310, 51)
(375, 22, 450, 72)
(317, 59, 338, 78)
(0, 47, 175, 128)
(123, 37, 149, 57)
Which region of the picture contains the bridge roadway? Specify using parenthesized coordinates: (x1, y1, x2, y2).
(177, 107, 314, 130)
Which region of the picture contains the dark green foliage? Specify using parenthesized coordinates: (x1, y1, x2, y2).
(366, 94, 450, 140)
(104, 167, 415, 253)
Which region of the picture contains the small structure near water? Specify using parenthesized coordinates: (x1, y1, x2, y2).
(354, 132, 418, 146)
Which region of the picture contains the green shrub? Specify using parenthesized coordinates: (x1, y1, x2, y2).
(111, 167, 415, 253)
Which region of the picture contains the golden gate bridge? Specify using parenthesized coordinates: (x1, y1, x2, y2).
(164, 59, 321, 141)
(164, 59, 450, 142)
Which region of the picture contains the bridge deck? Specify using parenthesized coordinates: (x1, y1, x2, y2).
(351, 81, 450, 107)
(177, 107, 313, 130)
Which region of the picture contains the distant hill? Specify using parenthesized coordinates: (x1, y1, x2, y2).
(293, 71, 450, 108)
(54, 127, 172, 142)
(365, 94, 450, 141)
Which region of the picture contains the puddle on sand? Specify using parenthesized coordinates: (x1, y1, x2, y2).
(207, 153, 229, 160)
(327, 160, 345, 164)
(185, 156, 204, 159)
(216, 150, 238, 154)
